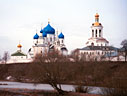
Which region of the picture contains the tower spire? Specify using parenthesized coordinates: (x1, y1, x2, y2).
(95, 13, 99, 22)
(17, 41, 22, 52)
(41, 23, 43, 29)
(19, 40, 20, 44)
(56, 28, 58, 36)
(94, 13, 100, 26)
(36, 29, 37, 33)
(48, 18, 50, 24)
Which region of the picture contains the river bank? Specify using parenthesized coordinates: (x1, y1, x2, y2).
(0, 81, 102, 95)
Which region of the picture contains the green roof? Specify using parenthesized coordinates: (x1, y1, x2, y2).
(11, 51, 27, 56)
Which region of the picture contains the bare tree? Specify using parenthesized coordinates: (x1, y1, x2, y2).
(30, 49, 68, 95)
(101, 64, 127, 96)
(70, 49, 80, 61)
(0, 65, 8, 80)
(121, 39, 127, 62)
(10, 64, 27, 82)
(2, 51, 9, 64)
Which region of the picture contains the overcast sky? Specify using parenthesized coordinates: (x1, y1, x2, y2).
(0, 0, 127, 57)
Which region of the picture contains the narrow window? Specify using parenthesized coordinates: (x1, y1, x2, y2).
(62, 40, 63, 43)
(99, 30, 101, 37)
(91, 43, 94, 46)
(92, 30, 94, 37)
(96, 29, 97, 37)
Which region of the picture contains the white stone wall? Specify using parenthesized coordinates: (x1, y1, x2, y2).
(47, 34, 55, 44)
(38, 37, 43, 44)
(86, 37, 109, 47)
(79, 50, 116, 61)
(11, 56, 27, 60)
(33, 46, 49, 57)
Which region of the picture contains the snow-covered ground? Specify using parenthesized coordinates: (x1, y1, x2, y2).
(0, 81, 102, 94)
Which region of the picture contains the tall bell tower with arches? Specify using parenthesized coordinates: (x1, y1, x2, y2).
(86, 13, 109, 46)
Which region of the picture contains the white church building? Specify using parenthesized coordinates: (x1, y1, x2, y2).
(9, 43, 31, 63)
(8, 14, 123, 63)
(28, 21, 68, 58)
(9, 21, 68, 63)
(77, 13, 118, 61)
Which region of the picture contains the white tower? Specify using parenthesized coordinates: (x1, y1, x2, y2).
(38, 32, 43, 44)
(86, 13, 109, 46)
(42, 21, 55, 45)
(43, 32, 47, 44)
(91, 13, 103, 38)
(33, 33, 39, 45)
(58, 32, 64, 46)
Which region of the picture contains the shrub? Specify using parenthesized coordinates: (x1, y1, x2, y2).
(74, 85, 92, 93)
(101, 87, 127, 96)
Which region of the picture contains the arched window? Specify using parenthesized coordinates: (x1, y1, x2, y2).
(96, 29, 97, 37)
(57, 41, 60, 45)
(62, 40, 63, 43)
(92, 30, 94, 37)
(54, 36, 55, 41)
(91, 42, 94, 46)
(99, 30, 101, 37)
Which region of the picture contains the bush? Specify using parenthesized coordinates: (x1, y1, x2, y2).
(101, 87, 127, 96)
(74, 85, 92, 93)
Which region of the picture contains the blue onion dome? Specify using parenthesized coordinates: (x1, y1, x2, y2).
(43, 23, 55, 34)
(40, 28, 43, 33)
(58, 32, 64, 39)
(43, 32, 47, 37)
(33, 33, 39, 39)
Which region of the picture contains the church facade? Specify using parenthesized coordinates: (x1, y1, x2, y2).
(9, 21, 68, 63)
(28, 21, 68, 58)
(77, 13, 118, 61)
(9, 43, 31, 63)
(9, 14, 122, 63)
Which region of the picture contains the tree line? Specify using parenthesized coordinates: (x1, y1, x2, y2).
(0, 49, 127, 95)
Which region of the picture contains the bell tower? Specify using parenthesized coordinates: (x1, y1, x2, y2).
(86, 13, 109, 47)
(91, 13, 103, 38)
